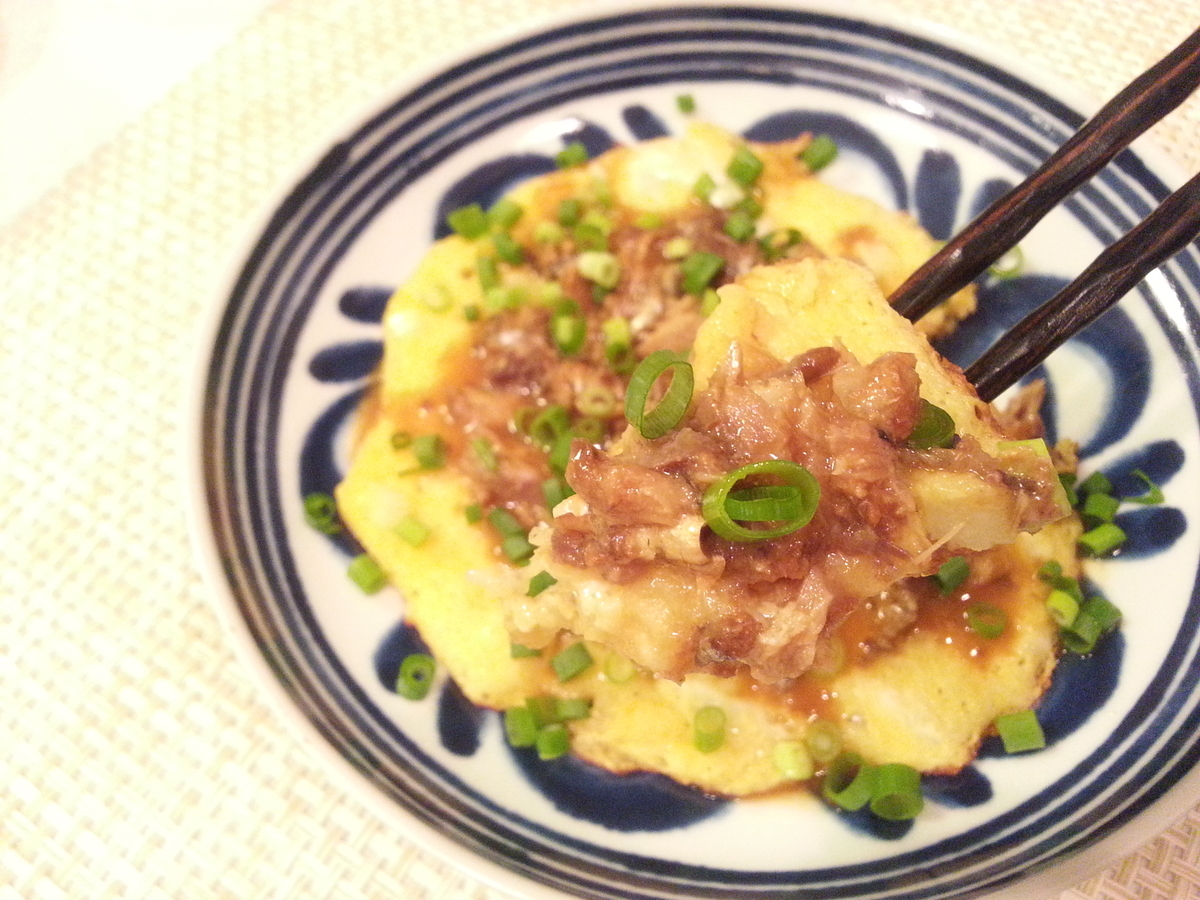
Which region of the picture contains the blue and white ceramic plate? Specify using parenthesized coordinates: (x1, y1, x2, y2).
(191, 3, 1200, 898)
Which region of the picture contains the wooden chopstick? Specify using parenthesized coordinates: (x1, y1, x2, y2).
(964, 168, 1200, 401)
(889, 25, 1200, 325)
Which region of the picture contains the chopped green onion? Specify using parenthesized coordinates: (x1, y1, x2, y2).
(501, 533, 535, 564)
(525, 694, 561, 727)
(1081, 490, 1119, 525)
(504, 706, 538, 747)
(603, 653, 638, 684)
(701, 460, 820, 542)
(575, 385, 618, 418)
(823, 752, 876, 811)
(635, 212, 664, 229)
(726, 146, 765, 187)
(1059, 472, 1079, 507)
(470, 437, 499, 473)
(907, 399, 957, 449)
(994, 709, 1045, 753)
(1076, 470, 1113, 498)
(558, 197, 583, 227)
(693, 172, 716, 201)
(588, 177, 613, 208)
(543, 474, 575, 510)
(534, 220, 564, 244)
(1038, 560, 1085, 604)
(1062, 596, 1122, 654)
(676, 93, 696, 114)
(572, 221, 609, 251)
(551, 642, 594, 682)
(411, 434, 446, 470)
(624, 350, 694, 439)
(1038, 559, 1063, 580)
(933, 555, 970, 594)
(487, 197, 524, 231)
(759, 227, 804, 262)
(528, 405, 572, 450)
(463, 303, 481, 322)
(1085, 595, 1122, 632)
(1045, 588, 1080, 627)
(303, 492, 341, 534)
(476, 254, 501, 291)
(394, 516, 431, 547)
(577, 250, 622, 289)
(693, 706, 727, 753)
(735, 194, 764, 219)
(723, 208, 757, 242)
(483, 285, 526, 312)
(488, 507, 535, 563)
(572, 416, 606, 445)
(700, 288, 721, 316)
(772, 740, 814, 781)
(527, 570, 558, 597)
(1127, 469, 1164, 505)
(556, 697, 592, 721)
(536, 723, 571, 760)
(869, 764, 924, 821)
(395, 653, 436, 700)
(799, 134, 838, 172)
(510, 643, 541, 659)
(547, 431, 572, 474)
(556, 141, 589, 168)
(347, 553, 387, 594)
(464, 503, 483, 524)
(724, 484, 807, 523)
(965, 602, 1007, 639)
(390, 430, 413, 450)
(488, 507, 524, 536)
(602, 316, 636, 374)
(446, 203, 489, 238)
(492, 231, 525, 265)
(1078, 522, 1126, 557)
(679, 251, 725, 295)
(806, 720, 842, 763)
(551, 310, 587, 356)
(662, 236, 693, 260)
(988, 245, 1025, 280)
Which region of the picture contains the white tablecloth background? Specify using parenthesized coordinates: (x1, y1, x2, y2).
(2, 1, 1198, 897)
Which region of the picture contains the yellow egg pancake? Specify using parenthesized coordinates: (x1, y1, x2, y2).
(335, 125, 1079, 799)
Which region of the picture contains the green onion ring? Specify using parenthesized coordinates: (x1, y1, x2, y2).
(395, 653, 436, 700)
(907, 399, 957, 450)
(624, 349, 694, 439)
(822, 751, 876, 811)
(994, 709, 1046, 753)
(723, 484, 804, 522)
(965, 602, 1008, 639)
(869, 763, 924, 821)
(528, 405, 571, 450)
(702, 460, 820, 541)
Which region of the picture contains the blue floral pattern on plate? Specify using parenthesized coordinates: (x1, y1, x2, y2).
(195, 6, 1200, 899)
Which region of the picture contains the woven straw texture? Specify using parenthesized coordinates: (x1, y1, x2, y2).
(1, 0, 1197, 897)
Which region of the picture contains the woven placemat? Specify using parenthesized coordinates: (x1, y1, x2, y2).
(1, 0, 1197, 897)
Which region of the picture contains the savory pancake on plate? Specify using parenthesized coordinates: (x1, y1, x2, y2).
(335, 123, 1079, 801)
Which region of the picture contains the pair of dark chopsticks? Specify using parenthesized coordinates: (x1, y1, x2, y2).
(889, 25, 1200, 403)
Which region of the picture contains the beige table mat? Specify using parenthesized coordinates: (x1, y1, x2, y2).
(2, 0, 1198, 897)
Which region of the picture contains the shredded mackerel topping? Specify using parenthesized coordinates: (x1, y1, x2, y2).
(427, 203, 822, 530)
(529, 343, 1065, 684)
